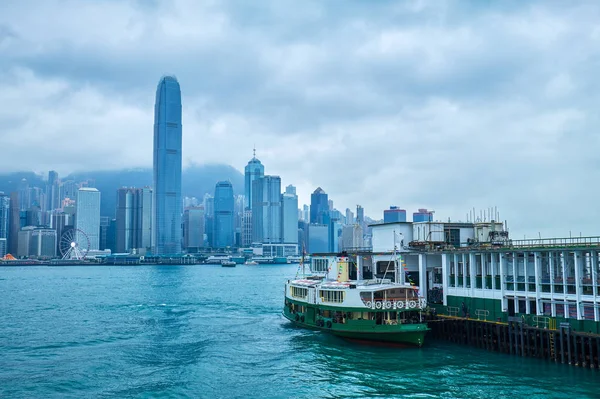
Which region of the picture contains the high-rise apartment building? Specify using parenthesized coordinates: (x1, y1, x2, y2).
(153, 76, 182, 255)
(213, 181, 234, 248)
(75, 188, 101, 250)
(252, 176, 282, 244)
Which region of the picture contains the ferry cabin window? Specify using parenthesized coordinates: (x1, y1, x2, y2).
(320, 290, 344, 303)
(373, 288, 417, 301)
(312, 258, 329, 273)
(291, 286, 308, 299)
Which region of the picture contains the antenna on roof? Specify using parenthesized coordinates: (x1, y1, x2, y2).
(253, 144, 256, 158)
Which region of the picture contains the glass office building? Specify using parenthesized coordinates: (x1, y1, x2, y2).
(153, 76, 183, 255)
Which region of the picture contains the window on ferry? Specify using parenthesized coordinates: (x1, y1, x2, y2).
(373, 288, 417, 301)
(291, 287, 308, 298)
(359, 291, 372, 304)
(319, 290, 344, 303)
(312, 258, 329, 273)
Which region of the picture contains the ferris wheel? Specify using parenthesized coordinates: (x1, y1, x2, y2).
(60, 228, 91, 260)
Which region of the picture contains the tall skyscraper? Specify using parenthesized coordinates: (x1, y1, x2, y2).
(99, 216, 110, 251)
(281, 190, 298, 245)
(8, 192, 19, 255)
(234, 195, 245, 247)
(18, 179, 29, 211)
(345, 208, 354, 225)
(310, 187, 329, 224)
(213, 181, 234, 248)
(242, 209, 252, 247)
(0, 193, 9, 257)
(244, 149, 265, 210)
(183, 206, 205, 252)
(115, 187, 153, 253)
(133, 187, 153, 252)
(75, 188, 101, 250)
(153, 76, 183, 255)
(115, 188, 133, 253)
(302, 204, 309, 222)
(252, 176, 282, 244)
(46, 171, 60, 211)
(356, 205, 365, 227)
(203, 194, 214, 248)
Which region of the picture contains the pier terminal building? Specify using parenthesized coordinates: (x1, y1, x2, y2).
(326, 220, 600, 334)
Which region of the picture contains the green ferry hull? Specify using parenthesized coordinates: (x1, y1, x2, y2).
(283, 308, 428, 347)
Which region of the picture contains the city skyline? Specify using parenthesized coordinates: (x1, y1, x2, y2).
(3, 2, 600, 238)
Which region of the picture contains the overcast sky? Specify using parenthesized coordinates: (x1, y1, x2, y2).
(1, 0, 600, 238)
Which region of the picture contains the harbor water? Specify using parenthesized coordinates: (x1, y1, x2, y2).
(0, 265, 598, 398)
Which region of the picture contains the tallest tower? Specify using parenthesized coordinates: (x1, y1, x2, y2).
(153, 76, 182, 255)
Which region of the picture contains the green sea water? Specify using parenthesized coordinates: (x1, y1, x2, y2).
(0, 264, 597, 398)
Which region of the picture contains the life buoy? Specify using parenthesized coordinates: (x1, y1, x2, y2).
(409, 300, 417, 309)
(386, 301, 392, 309)
(295, 314, 300, 321)
(300, 315, 305, 323)
(375, 301, 382, 309)
(365, 301, 372, 308)
(326, 321, 332, 328)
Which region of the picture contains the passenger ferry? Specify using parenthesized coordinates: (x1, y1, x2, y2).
(283, 252, 429, 346)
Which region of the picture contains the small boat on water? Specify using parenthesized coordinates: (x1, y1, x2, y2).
(283, 251, 429, 347)
(244, 260, 258, 266)
(221, 260, 236, 267)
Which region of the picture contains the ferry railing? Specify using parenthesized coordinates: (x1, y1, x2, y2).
(475, 309, 489, 321)
(532, 315, 550, 329)
(447, 306, 459, 317)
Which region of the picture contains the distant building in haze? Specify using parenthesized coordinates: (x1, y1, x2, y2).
(75, 188, 101, 250)
(8, 192, 19, 255)
(183, 206, 205, 253)
(252, 176, 282, 244)
(0, 193, 9, 257)
(213, 181, 234, 248)
(244, 149, 265, 210)
(46, 170, 60, 211)
(114, 187, 152, 254)
(345, 208, 354, 225)
(153, 75, 183, 255)
(307, 224, 328, 253)
(281, 189, 298, 246)
(310, 187, 329, 224)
